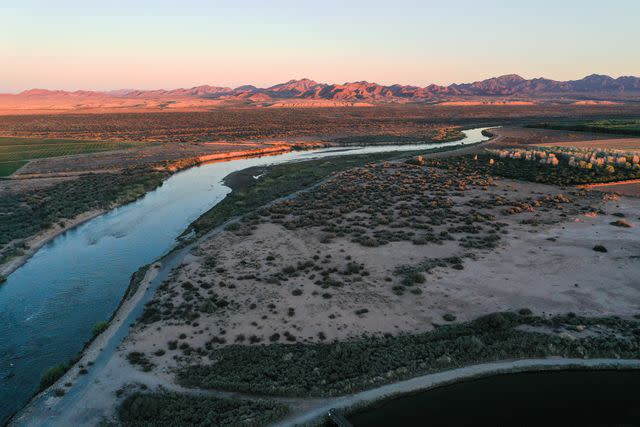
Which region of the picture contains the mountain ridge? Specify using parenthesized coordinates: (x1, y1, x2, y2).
(6, 74, 640, 106)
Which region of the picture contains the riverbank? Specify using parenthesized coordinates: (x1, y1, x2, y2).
(277, 358, 640, 427)
(0, 209, 104, 277)
(11, 125, 640, 426)
(0, 144, 306, 279)
(6, 129, 493, 426)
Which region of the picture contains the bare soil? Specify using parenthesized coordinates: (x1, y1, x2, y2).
(124, 162, 640, 375)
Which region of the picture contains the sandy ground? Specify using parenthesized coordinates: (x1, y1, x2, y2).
(124, 166, 639, 376)
(10, 129, 640, 426)
(12, 164, 640, 426)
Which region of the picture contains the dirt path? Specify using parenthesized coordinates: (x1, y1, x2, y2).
(274, 358, 640, 426)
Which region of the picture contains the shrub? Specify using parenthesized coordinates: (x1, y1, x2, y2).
(442, 313, 456, 322)
(39, 364, 69, 391)
(118, 392, 289, 426)
(593, 245, 608, 253)
(127, 352, 154, 372)
(177, 312, 640, 398)
(611, 219, 633, 228)
(91, 320, 109, 336)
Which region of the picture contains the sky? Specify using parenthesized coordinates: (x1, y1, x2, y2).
(1, 0, 639, 93)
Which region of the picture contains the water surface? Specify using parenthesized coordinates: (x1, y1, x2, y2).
(348, 369, 640, 426)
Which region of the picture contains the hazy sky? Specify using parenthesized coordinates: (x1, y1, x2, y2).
(2, 0, 639, 92)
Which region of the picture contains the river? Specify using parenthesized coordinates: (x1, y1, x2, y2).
(0, 128, 489, 423)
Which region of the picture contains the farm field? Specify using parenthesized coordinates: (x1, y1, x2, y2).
(531, 119, 640, 136)
(0, 137, 145, 162)
(0, 161, 27, 177)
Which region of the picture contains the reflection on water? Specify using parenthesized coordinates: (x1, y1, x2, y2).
(0, 129, 489, 422)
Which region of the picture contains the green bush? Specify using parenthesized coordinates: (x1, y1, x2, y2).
(118, 392, 288, 427)
(39, 363, 68, 391)
(177, 312, 640, 397)
(91, 320, 109, 336)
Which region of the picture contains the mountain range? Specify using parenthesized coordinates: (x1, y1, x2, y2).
(2, 74, 640, 114)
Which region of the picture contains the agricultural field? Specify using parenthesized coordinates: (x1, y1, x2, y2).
(0, 161, 27, 177)
(530, 119, 640, 136)
(0, 137, 144, 162)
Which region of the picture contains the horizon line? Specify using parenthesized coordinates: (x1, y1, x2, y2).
(2, 72, 637, 95)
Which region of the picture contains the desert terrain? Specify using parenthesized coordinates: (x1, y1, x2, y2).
(4, 109, 640, 427)
(126, 160, 639, 366)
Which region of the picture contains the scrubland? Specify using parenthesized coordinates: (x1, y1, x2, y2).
(112, 153, 639, 426)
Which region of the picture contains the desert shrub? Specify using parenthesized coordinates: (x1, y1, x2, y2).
(177, 312, 640, 397)
(39, 363, 68, 391)
(127, 352, 154, 372)
(442, 313, 456, 322)
(426, 153, 640, 186)
(611, 219, 633, 228)
(91, 320, 109, 336)
(118, 392, 288, 427)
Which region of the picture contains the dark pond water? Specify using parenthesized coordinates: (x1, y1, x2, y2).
(348, 369, 640, 427)
(0, 128, 489, 424)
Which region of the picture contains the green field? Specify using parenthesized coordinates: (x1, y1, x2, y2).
(0, 161, 28, 177)
(0, 137, 145, 174)
(530, 119, 640, 136)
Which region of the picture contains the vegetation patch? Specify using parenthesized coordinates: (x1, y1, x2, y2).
(0, 166, 169, 265)
(91, 320, 109, 336)
(118, 391, 288, 427)
(529, 119, 640, 137)
(185, 144, 475, 236)
(177, 312, 640, 397)
(39, 363, 68, 391)
(0, 160, 28, 177)
(426, 153, 640, 186)
(0, 137, 144, 163)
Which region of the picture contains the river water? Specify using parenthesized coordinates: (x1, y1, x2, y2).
(0, 128, 489, 423)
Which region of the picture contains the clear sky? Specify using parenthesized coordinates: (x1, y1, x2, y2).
(2, 0, 639, 93)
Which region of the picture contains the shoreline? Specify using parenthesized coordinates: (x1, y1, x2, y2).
(0, 144, 313, 279)
(8, 130, 493, 425)
(275, 358, 640, 427)
(0, 209, 105, 278)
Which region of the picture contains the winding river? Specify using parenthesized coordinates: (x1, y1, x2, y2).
(0, 128, 489, 423)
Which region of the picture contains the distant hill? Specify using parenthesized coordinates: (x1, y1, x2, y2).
(2, 74, 640, 114)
